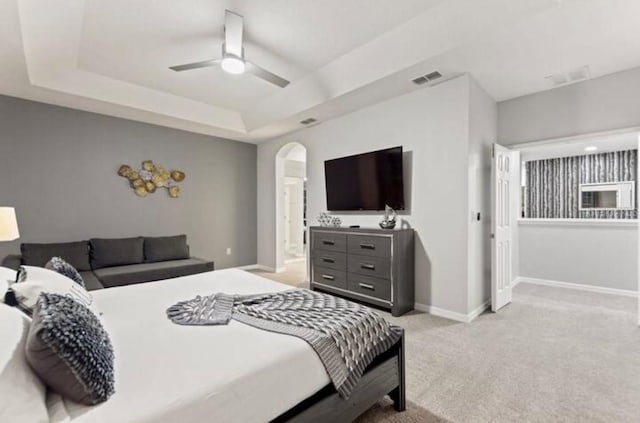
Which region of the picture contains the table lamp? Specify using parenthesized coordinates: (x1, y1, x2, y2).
(0, 207, 20, 241)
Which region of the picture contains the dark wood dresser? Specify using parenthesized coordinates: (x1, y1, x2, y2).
(309, 226, 414, 316)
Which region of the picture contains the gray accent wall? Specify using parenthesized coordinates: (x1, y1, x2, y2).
(0, 95, 257, 268)
(525, 150, 638, 219)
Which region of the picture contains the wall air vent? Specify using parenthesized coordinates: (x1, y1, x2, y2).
(411, 70, 443, 85)
(545, 65, 591, 87)
(300, 118, 317, 125)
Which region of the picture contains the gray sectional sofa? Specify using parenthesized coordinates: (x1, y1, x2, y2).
(2, 235, 214, 290)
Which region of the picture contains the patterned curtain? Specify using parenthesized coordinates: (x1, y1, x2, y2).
(525, 149, 637, 219)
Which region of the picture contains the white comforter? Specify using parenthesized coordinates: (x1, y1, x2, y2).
(52, 269, 330, 423)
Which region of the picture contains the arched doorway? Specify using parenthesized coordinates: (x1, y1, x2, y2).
(275, 143, 307, 282)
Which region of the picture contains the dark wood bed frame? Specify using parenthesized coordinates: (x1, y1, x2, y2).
(271, 330, 405, 422)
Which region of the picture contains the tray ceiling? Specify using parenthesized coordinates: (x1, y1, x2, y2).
(2, 0, 640, 143)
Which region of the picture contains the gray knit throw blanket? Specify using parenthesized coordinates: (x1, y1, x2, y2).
(166, 289, 402, 399)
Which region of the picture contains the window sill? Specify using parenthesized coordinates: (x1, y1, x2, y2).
(518, 218, 638, 228)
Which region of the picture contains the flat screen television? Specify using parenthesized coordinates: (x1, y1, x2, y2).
(324, 146, 404, 211)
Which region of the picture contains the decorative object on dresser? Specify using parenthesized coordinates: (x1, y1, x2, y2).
(117, 160, 185, 198)
(379, 205, 397, 229)
(317, 212, 332, 227)
(310, 226, 414, 317)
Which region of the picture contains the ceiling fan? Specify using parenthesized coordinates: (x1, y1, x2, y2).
(170, 10, 290, 88)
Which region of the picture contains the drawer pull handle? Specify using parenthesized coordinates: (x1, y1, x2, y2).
(361, 263, 375, 270)
(359, 283, 375, 291)
(322, 274, 335, 281)
(360, 243, 376, 250)
(322, 257, 335, 263)
(322, 240, 336, 246)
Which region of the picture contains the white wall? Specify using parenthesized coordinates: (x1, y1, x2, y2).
(284, 177, 305, 257)
(498, 66, 640, 145)
(284, 159, 306, 178)
(258, 75, 496, 316)
(467, 78, 498, 312)
(499, 67, 639, 295)
(519, 222, 637, 292)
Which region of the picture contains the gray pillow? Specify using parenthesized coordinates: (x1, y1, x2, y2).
(45, 257, 85, 287)
(90, 237, 144, 269)
(144, 235, 190, 263)
(25, 293, 114, 405)
(21, 242, 91, 271)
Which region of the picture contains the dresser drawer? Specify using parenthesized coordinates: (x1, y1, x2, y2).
(312, 266, 347, 289)
(348, 274, 391, 301)
(347, 234, 392, 258)
(312, 231, 347, 253)
(312, 251, 347, 271)
(347, 255, 391, 279)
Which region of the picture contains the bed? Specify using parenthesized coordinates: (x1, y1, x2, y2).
(49, 268, 405, 423)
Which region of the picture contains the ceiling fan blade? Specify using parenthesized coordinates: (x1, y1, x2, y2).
(246, 61, 290, 88)
(224, 10, 244, 57)
(169, 59, 220, 72)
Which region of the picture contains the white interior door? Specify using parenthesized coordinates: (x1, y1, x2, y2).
(492, 144, 518, 312)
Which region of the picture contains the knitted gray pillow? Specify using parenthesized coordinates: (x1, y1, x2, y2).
(25, 293, 115, 405)
(45, 257, 85, 287)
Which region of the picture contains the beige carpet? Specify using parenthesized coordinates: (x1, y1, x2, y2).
(249, 268, 640, 422)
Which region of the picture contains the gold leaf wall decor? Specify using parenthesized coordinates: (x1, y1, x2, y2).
(118, 160, 185, 198)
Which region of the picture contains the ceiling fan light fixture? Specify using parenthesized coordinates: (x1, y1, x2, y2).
(221, 54, 245, 74)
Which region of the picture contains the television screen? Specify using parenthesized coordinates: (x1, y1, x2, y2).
(324, 146, 404, 211)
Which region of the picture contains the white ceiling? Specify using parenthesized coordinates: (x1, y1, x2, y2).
(78, 0, 440, 112)
(2, 0, 640, 143)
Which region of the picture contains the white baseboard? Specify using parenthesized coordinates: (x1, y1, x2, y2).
(414, 300, 490, 323)
(468, 300, 491, 321)
(514, 276, 638, 298)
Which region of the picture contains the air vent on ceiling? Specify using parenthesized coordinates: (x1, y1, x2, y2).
(411, 70, 442, 85)
(300, 118, 317, 125)
(546, 65, 591, 87)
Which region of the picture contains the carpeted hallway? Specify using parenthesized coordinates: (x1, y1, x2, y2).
(250, 260, 308, 288)
(250, 267, 640, 422)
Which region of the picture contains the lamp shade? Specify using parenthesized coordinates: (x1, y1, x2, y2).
(0, 207, 20, 241)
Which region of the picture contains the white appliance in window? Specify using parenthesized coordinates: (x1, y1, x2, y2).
(579, 181, 635, 211)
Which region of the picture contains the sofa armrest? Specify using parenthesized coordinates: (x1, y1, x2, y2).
(2, 254, 23, 270)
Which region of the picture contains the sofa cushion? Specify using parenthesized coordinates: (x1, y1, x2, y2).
(89, 237, 144, 269)
(21, 242, 91, 271)
(144, 235, 190, 263)
(93, 258, 214, 288)
(79, 271, 104, 291)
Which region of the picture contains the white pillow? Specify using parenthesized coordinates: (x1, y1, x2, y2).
(0, 266, 16, 303)
(10, 266, 97, 316)
(0, 303, 49, 423)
